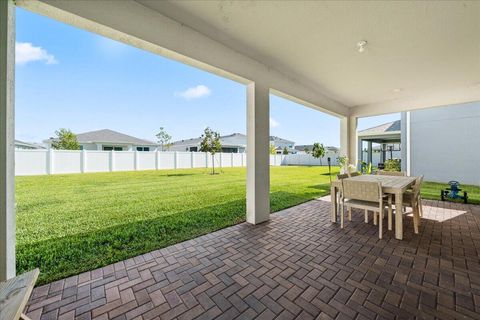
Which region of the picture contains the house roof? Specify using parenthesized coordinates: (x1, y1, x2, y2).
(76, 129, 157, 146)
(15, 140, 46, 149)
(269, 136, 294, 144)
(358, 120, 401, 136)
(172, 133, 295, 147)
(295, 145, 339, 152)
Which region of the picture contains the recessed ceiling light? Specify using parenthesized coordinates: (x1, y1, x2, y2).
(393, 88, 403, 93)
(357, 40, 367, 53)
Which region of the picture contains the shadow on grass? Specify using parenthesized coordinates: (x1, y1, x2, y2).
(165, 173, 196, 177)
(17, 191, 324, 285)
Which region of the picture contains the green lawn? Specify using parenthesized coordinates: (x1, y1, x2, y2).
(16, 166, 338, 284)
(421, 181, 480, 205)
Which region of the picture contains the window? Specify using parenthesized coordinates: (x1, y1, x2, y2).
(136, 147, 150, 152)
(189, 147, 198, 152)
(103, 146, 123, 151)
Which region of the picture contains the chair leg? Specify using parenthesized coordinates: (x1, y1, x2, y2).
(378, 210, 383, 239)
(364, 209, 368, 223)
(373, 211, 377, 225)
(340, 203, 344, 229)
(413, 204, 419, 234)
(388, 196, 393, 231)
(348, 207, 352, 221)
(418, 197, 423, 217)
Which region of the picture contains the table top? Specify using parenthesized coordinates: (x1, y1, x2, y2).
(332, 174, 417, 193)
(0, 269, 39, 320)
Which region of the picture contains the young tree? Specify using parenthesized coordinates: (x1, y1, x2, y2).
(199, 127, 222, 174)
(311, 142, 326, 165)
(282, 147, 289, 155)
(156, 127, 172, 151)
(269, 144, 277, 155)
(51, 128, 80, 150)
(304, 147, 310, 154)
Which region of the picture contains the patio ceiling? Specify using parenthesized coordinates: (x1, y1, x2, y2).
(139, 0, 480, 116)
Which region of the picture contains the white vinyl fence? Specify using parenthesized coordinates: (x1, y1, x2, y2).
(15, 150, 340, 176)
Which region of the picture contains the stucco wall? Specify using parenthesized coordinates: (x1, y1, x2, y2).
(410, 101, 480, 185)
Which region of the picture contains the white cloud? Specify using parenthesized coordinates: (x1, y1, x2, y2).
(176, 85, 211, 100)
(15, 42, 58, 66)
(270, 117, 280, 128)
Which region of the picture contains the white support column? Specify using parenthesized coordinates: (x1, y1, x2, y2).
(340, 116, 358, 164)
(246, 83, 270, 225)
(0, 0, 15, 281)
(367, 141, 373, 164)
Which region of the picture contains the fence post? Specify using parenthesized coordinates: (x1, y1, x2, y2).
(155, 150, 159, 170)
(134, 151, 139, 171)
(231, 153, 234, 167)
(219, 153, 222, 168)
(205, 152, 208, 168)
(47, 149, 54, 174)
(81, 149, 86, 173)
(174, 152, 178, 169)
(109, 150, 114, 172)
(191, 152, 194, 168)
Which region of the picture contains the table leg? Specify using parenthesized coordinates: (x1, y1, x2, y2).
(331, 185, 337, 223)
(395, 191, 403, 240)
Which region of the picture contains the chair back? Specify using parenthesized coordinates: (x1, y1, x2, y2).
(337, 173, 349, 180)
(341, 180, 382, 202)
(377, 170, 406, 177)
(412, 175, 424, 200)
(349, 171, 361, 177)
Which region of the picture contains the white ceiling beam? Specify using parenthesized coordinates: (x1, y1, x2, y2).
(18, 0, 348, 118)
(351, 86, 480, 117)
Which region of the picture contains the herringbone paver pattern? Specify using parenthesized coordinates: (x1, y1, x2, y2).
(26, 198, 480, 319)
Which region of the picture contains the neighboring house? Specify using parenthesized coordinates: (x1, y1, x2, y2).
(15, 140, 45, 150)
(402, 101, 480, 185)
(358, 101, 480, 185)
(170, 133, 296, 153)
(358, 120, 402, 166)
(295, 145, 339, 155)
(44, 129, 158, 151)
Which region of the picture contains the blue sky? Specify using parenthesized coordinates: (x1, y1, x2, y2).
(15, 8, 398, 146)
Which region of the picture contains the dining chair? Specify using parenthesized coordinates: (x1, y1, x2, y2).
(377, 170, 407, 176)
(402, 175, 424, 233)
(340, 180, 389, 239)
(349, 171, 361, 177)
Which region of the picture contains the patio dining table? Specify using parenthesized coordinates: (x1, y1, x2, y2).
(331, 174, 417, 240)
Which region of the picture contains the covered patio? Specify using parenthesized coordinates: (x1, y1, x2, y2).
(25, 198, 480, 319)
(1, 1, 480, 319)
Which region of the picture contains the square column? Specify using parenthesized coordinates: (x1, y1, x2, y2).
(367, 141, 373, 164)
(246, 83, 270, 224)
(0, 0, 15, 281)
(340, 116, 358, 164)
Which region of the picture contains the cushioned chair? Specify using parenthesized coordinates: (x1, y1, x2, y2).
(340, 180, 390, 239)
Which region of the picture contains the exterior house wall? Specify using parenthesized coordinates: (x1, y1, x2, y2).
(409, 101, 480, 185)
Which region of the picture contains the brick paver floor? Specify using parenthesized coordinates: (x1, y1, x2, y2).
(26, 198, 480, 319)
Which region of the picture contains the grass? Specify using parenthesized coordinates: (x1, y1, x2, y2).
(421, 181, 480, 205)
(16, 166, 339, 284)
